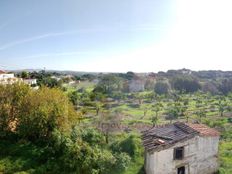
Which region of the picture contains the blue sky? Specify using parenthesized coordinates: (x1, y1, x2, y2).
(0, 0, 232, 72)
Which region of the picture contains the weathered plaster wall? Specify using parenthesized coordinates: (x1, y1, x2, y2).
(145, 136, 219, 174)
(194, 136, 219, 174)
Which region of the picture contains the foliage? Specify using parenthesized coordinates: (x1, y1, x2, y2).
(81, 74, 97, 81)
(0, 83, 79, 141)
(0, 83, 30, 136)
(29, 71, 62, 88)
(110, 134, 142, 160)
(144, 78, 155, 91)
(94, 74, 123, 94)
(48, 129, 131, 174)
(154, 81, 170, 95)
(0, 129, 131, 174)
(0, 140, 48, 174)
(151, 101, 163, 125)
(39, 77, 62, 88)
(171, 76, 201, 93)
(219, 141, 232, 174)
(116, 72, 137, 81)
(215, 97, 228, 117)
(218, 78, 232, 95)
(203, 118, 228, 129)
(221, 126, 232, 141)
(68, 90, 81, 106)
(202, 81, 219, 95)
(71, 127, 105, 146)
(114, 152, 132, 173)
(21, 71, 29, 78)
(165, 102, 181, 122)
(17, 87, 79, 141)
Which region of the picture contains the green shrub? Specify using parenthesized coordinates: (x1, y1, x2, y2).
(219, 141, 232, 174)
(111, 134, 142, 159)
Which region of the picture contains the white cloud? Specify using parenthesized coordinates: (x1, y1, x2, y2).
(14, 51, 101, 60)
(0, 31, 79, 51)
(0, 25, 164, 52)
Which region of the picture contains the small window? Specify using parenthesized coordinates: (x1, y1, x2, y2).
(177, 166, 185, 174)
(174, 147, 184, 160)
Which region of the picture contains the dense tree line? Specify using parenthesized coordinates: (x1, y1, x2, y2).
(171, 76, 201, 93)
(92, 73, 232, 97)
(16, 70, 232, 96)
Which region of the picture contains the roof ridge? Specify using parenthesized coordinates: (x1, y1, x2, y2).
(141, 123, 171, 134)
(174, 122, 199, 134)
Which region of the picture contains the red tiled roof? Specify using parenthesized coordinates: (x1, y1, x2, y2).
(0, 70, 6, 74)
(185, 123, 220, 137)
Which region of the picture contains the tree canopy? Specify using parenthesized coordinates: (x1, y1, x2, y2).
(171, 76, 201, 93)
(0, 83, 79, 141)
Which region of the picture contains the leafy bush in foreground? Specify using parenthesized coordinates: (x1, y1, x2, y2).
(110, 134, 143, 160)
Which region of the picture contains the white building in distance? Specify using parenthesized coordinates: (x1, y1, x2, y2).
(23, 79, 37, 86)
(0, 70, 22, 85)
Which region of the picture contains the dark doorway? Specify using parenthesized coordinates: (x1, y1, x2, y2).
(177, 166, 185, 174)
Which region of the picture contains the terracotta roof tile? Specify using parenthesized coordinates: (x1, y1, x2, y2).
(0, 70, 6, 74)
(185, 123, 220, 137)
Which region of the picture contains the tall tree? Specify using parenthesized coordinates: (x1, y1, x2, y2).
(21, 71, 29, 78)
(94, 74, 123, 94)
(0, 83, 30, 135)
(18, 87, 79, 140)
(165, 102, 180, 123)
(151, 101, 163, 125)
(154, 81, 170, 95)
(172, 76, 201, 93)
(216, 96, 228, 117)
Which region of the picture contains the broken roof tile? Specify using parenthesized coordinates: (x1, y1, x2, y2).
(142, 122, 219, 152)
